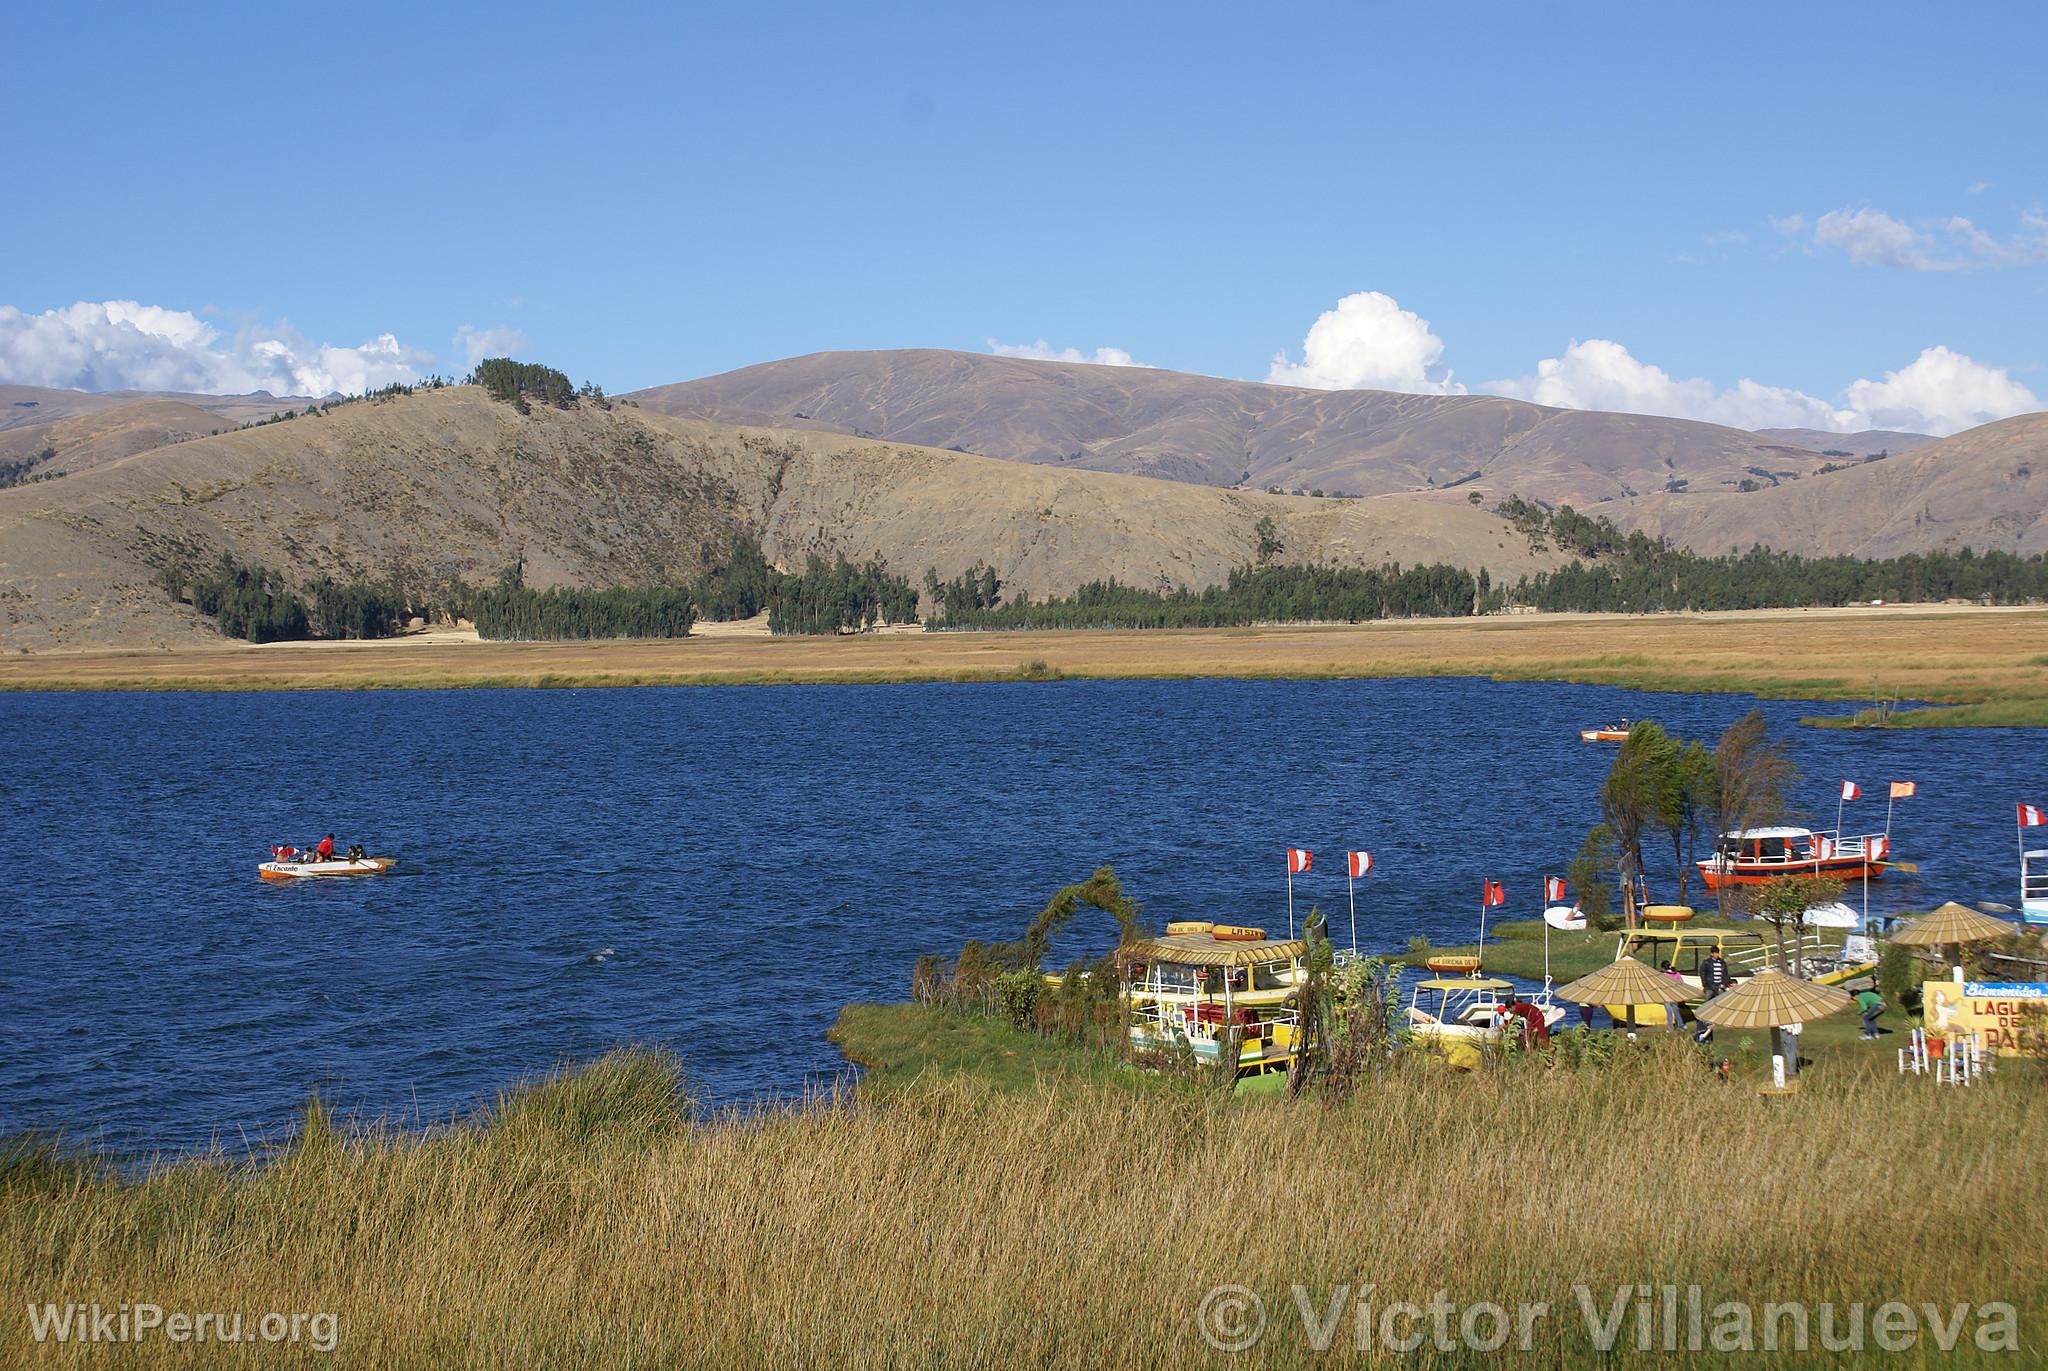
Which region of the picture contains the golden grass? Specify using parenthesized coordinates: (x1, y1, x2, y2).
(5, 605, 2047, 726)
(4, 1044, 2041, 1368)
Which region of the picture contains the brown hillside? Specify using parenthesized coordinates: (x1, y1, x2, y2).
(627, 349, 1833, 505)
(0, 400, 231, 483)
(1612, 412, 2048, 557)
(0, 388, 1562, 650)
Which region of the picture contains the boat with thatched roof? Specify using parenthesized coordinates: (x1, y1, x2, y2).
(1119, 927, 1306, 1077)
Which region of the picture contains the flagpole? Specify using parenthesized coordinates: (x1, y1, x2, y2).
(1347, 869, 1357, 956)
(1287, 862, 1296, 941)
(1886, 788, 1895, 839)
(1836, 787, 1846, 843)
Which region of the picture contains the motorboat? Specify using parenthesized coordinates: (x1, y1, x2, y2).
(1698, 826, 1890, 890)
(1405, 974, 1566, 1068)
(259, 846, 396, 880)
(1803, 901, 1862, 930)
(1579, 725, 1631, 742)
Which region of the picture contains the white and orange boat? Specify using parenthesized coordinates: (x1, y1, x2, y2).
(1697, 826, 1889, 891)
(1579, 724, 1632, 743)
(259, 846, 397, 880)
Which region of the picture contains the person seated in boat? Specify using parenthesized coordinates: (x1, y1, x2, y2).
(315, 834, 336, 861)
(346, 844, 365, 862)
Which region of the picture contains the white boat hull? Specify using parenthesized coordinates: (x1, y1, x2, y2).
(259, 857, 396, 880)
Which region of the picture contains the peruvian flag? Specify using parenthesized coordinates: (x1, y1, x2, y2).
(1287, 848, 1313, 874)
(1482, 879, 1506, 907)
(2021, 804, 2048, 828)
(1347, 851, 1372, 878)
(1545, 875, 1568, 903)
(1890, 781, 1916, 799)
(1840, 780, 1863, 801)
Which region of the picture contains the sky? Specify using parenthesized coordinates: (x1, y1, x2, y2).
(2, 1, 2044, 435)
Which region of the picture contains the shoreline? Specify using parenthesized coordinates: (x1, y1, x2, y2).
(3, 605, 2045, 726)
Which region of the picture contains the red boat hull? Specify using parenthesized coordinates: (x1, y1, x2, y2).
(1700, 857, 1885, 890)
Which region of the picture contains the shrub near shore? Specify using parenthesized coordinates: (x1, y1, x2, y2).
(3, 1044, 2040, 1368)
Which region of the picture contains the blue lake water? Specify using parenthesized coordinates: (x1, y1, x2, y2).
(1, 678, 2037, 1154)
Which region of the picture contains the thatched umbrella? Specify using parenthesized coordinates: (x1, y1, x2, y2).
(1890, 902, 2013, 966)
(1556, 957, 1695, 1034)
(1696, 967, 1854, 1084)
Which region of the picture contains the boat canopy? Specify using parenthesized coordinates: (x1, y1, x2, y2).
(1415, 976, 1513, 993)
(1721, 826, 1813, 840)
(1123, 932, 1308, 967)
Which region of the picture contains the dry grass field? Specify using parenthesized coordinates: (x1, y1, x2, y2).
(5, 604, 2045, 726)
(5, 1042, 2039, 1368)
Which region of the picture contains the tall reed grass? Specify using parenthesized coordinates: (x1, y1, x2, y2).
(3, 1044, 2039, 1367)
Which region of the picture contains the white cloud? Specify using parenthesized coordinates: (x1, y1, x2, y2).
(1485, 339, 1852, 430)
(0, 300, 429, 396)
(1781, 206, 2048, 270)
(1486, 338, 2040, 437)
(1967, 181, 1992, 194)
(1264, 291, 1463, 393)
(1812, 208, 1953, 271)
(987, 338, 1150, 368)
(1842, 345, 2041, 434)
(453, 324, 529, 367)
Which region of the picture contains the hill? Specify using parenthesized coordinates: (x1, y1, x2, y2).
(1612, 412, 2048, 557)
(0, 399, 232, 485)
(0, 387, 1562, 650)
(0, 383, 323, 434)
(1754, 427, 1936, 458)
(626, 348, 1838, 506)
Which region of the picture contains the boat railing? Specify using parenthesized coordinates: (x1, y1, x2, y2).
(2023, 851, 2048, 906)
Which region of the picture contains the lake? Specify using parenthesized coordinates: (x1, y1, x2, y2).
(1, 678, 2034, 1153)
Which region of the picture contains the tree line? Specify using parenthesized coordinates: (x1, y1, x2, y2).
(1497, 497, 2048, 610)
(156, 555, 413, 642)
(464, 358, 609, 413)
(468, 537, 919, 640)
(922, 560, 1494, 630)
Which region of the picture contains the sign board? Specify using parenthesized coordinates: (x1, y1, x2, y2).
(1923, 981, 2048, 1057)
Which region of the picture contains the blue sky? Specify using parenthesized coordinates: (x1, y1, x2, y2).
(2, 1, 2043, 433)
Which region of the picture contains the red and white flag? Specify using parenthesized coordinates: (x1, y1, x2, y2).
(1889, 781, 1916, 799)
(1287, 848, 1313, 874)
(1483, 879, 1506, 907)
(1347, 851, 1372, 878)
(1840, 780, 1862, 802)
(2021, 804, 2048, 828)
(1545, 875, 1568, 903)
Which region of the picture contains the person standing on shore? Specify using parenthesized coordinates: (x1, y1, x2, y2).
(1701, 950, 1730, 999)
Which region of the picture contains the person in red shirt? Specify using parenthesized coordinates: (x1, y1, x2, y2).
(315, 834, 336, 861)
(1501, 995, 1550, 1049)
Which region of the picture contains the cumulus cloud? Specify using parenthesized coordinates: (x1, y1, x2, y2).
(1781, 206, 2048, 270)
(987, 338, 1150, 367)
(1842, 345, 2041, 434)
(1485, 339, 2039, 437)
(0, 300, 429, 396)
(1264, 290, 1463, 393)
(454, 324, 529, 367)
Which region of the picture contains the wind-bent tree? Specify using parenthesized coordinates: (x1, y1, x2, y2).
(1710, 710, 1801, 917)
(1601, 721, 1680, 927)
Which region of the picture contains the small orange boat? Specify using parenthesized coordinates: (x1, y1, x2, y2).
(1579, 723, 1631, 742)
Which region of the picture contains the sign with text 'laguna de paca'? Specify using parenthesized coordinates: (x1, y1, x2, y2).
(1923, 982, 2048, 1057)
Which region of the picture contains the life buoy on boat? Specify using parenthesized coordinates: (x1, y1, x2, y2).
(1210, 925, 1266, 942)
(1424, 954, 1482, 975)
(1165, 921, 1214, 936)
(1641, 905, 1695, 925)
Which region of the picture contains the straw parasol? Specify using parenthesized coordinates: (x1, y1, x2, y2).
(1889, 902, 2013, 949)
(1695, 967, 1852, 1082)
(1556, 957, 1695, 1033)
